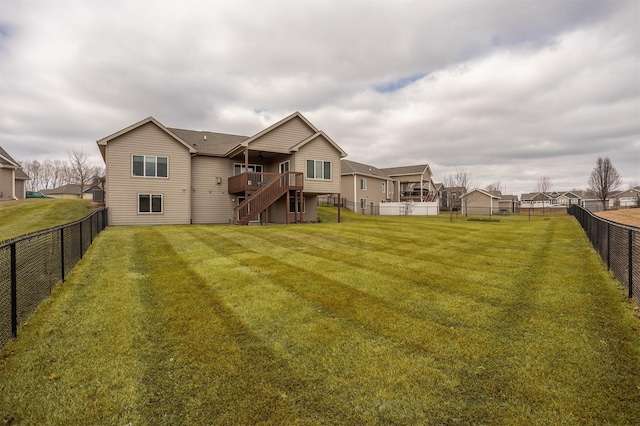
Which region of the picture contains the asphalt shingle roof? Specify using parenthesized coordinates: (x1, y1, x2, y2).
(168, 128, 249, 156)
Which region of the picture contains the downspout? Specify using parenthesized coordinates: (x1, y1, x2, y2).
(11, 169, 16, 199)
(353, 174, 357, 213)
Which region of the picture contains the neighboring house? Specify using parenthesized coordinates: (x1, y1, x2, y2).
(556, 191, 582, 207)
(383, 164, 437, 202)
(341, 160, 394, 212)
(0, 145, 29, 200)
(340, 160, 437, 213)
(438, 185, 466, 211)
(41, 184, 103, 202)
(522, 190, 607, 211)
(97, 112, 347, 225)
(520, 192, 554, 208)
(611, 187, 640, 207)
(461, 189, 518, 215)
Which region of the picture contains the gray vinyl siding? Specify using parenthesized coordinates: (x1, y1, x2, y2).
(0, 169, 13, 200)
(292, 135, 342, 194)
(105, 122, 191, 225)
(250, 116, 315, 153)
(191, 156, 235, 224)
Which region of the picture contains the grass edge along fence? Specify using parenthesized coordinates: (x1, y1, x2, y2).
(568, 204, 639, 306)
(0, 208, 107, 347)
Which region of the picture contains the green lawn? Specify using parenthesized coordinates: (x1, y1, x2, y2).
(1, 209, 639, 424)
(0, 198, 96, 242)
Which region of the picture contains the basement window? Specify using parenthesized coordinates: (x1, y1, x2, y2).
(138, 194, 163, 214)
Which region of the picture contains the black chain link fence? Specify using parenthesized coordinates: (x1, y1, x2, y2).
(568, 205, 639, 306)
(0, 208, 107, 347)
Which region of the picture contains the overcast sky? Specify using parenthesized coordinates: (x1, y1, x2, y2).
(1, 0, 638, 195)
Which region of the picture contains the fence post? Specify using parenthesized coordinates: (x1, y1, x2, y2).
(607, 223, 611, 270)
(60, 227, 65, 282)
(10, 242, 17, 339)
(79, 222, 83, 258)
(629, 230, 633, 299)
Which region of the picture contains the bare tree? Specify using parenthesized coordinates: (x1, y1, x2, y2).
(485, 181, 505, 194)
(588, 157, 622, 211)
(444, 167, 477, 214)
(533, 176, 553, 194)
(68, 149, 93, 195)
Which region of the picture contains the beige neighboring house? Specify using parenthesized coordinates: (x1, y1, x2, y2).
(611, 187, 640, 207)
(341, 160, 394, 212)
(41, 184, 102, 201)
(0, 145, 29, 200)
(461, 189, 518, 215)
(340, 160, 437, 213)
(97, 112, 347, 225)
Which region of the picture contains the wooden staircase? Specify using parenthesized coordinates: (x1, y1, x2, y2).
(233, 172, 303, 225)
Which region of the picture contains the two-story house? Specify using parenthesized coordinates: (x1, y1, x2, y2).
(340, 159, 437, 213)
(97, 112, 347, 225)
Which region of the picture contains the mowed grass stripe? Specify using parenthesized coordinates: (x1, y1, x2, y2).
(0, 229, 149, 425)
(127, 227, 324, 425)
(1, 213, 639, 424)
(161, 226, 473, 423)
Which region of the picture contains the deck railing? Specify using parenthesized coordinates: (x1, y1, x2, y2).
(234, 172, 303, 225)
(229, 172, 289, 194)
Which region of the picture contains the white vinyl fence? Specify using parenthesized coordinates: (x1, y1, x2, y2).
(379, 202, 439, 216)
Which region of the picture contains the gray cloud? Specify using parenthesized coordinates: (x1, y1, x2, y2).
(1, 0, 638, 194)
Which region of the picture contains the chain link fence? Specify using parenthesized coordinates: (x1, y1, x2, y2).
(568, 205, 639, 306)
(0, 208, 107, 347)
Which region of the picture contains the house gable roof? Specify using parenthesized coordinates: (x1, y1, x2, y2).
(341, 159, 393, 180)
(239, 111, 319, 150)
(42, 184, 83, 195)
(0, 145, 20, 168)
(380, 164, 431, 177)
(225, 111, 346, 158)
(96, 116, 197, 160)
(290, 131, 348, 157)
(520, 192, 553, 201)
(461, 188, 501, 199)
(613, 187, 640, 198)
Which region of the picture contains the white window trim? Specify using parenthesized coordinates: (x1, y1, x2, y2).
(360, 198, 367, 209)
(360, 178, 367, 190)
(132, 155, 169, 178)
(306, 159, 332, 181)
(138, 193, 163, 214)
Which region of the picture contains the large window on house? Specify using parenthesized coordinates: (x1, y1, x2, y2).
(360, 178, 367, 190)
(289, 196, 305, 213)
(306, 160, 331, 180)
(138, 194, 163, 214)
(133, 155, 168, 178)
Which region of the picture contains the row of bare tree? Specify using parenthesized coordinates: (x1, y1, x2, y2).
(20, 150, 105, 194)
